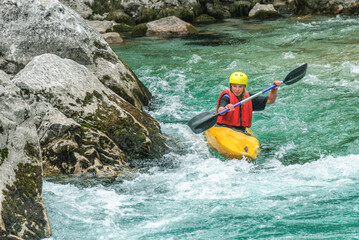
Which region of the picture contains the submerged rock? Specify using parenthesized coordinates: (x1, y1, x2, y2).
(12, 54, 168, 176)
(0, 71, 51, 239)
(0, 0, 149, 108)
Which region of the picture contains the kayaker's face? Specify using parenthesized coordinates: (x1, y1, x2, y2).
(230, 84, 246, 96)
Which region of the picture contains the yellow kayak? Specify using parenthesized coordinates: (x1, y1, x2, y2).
(204, 126, 260, 160)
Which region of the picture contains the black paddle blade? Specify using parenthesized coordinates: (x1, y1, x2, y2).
(284, 63, 307, 85)
(188, 112, 219, 134)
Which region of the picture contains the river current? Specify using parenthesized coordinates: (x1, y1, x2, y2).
(43, 16, 359, 239)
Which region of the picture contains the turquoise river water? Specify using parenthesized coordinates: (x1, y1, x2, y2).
(43, 16, 359, 239)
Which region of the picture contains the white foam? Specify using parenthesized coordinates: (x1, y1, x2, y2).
(283, 52, 296, 59)
(225, 60, 238, 70)
(143, 216, 183, 229)
(274, 142, 296, 159)
(188, 54, 202, 64)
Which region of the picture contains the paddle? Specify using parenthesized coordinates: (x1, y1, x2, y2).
(188, 63, 308, 134)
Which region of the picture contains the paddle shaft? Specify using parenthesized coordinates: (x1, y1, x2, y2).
(217, 81, 283, 116)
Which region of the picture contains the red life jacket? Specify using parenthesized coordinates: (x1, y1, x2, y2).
(216, 90, 253, 128)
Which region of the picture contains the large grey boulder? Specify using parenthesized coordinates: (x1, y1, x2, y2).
(0, 0, 150, 108)
(12, 54, 168, 176)
(59, 0, 93, 18)
(248, 3, 279, 19)
(146, 16, 198, 36)
(0, 71, 51, 239)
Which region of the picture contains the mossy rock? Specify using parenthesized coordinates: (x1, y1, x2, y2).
(85, 101, 165, 159)
(251, 10, 279, 19)
(92, 0, 110, 15)
(230, 1, 251, 17)
(113, 23, 134, 32)
(135, 8, 158, 24)
(106, 9, 136, 25)
(0, 147, 9, 166)
(186, 24, 198, 34)
(188, 3, 203, 18)
(132, 23, 148, 37)
(176, 6, 196, 22)
(158, 7, 174, 19)
(1, 163, 50, 238)
(208, 0, 225, 19)
(92, 0, 122, 15)
(158, 6, 195, 22)
(193, 14, 216, 23)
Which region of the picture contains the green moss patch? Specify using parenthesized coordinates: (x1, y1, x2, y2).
(158, 6, 195, 22)
(113, 23, 134, 33)
(132, 23, 148, 37)
(82, 96, 166, 159)
(135, 8, 157, 24)
(0, 148, 8, 166)
(91, 0, 122, 15)
(194, 14, 216, 23)
(210, 0, 225, 19)
(1, 163, 49, 239)
(106, 10, 136, 25)
(230, 1, 251, 17)
(186, 24, 198, 34)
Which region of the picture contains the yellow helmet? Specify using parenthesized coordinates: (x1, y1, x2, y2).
(229, 72, 248, 87)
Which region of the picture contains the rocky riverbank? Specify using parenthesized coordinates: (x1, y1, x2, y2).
(59, 0, 359, 40)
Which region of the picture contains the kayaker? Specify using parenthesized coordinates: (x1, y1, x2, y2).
(216, 72, 281, 132)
